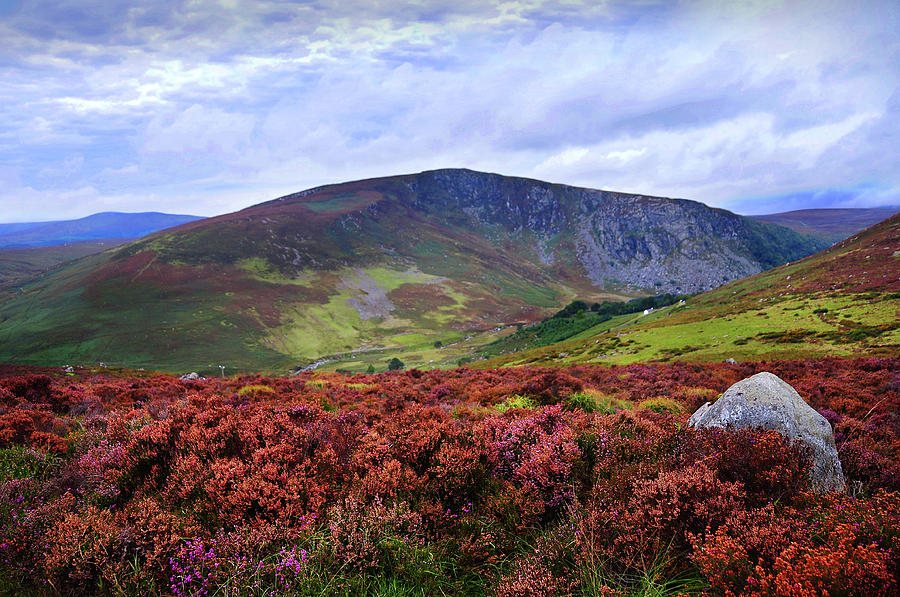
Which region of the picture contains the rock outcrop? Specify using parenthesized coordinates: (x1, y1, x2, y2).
(408, 169, 827, 293)
(689, 372, 845, 492)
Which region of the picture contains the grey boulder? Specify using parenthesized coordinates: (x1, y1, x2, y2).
(689, 371, 845, 492)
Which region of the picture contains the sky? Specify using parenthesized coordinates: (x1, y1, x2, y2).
(1, 0, 898, 222)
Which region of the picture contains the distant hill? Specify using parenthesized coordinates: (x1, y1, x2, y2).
(479, 213, 900, 368)
(0, 212, 203, 249)
(0, 240, 132, 289)
(749, 207, 898, 243)
(0, 169, 829, 373)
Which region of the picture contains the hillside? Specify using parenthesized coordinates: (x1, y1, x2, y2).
(0, 212, 203, 249)
(750, 207, 897, 243)
(0, 169, 828, 373)
(480, 213, 900, 368)
(0, 240, 131, 289)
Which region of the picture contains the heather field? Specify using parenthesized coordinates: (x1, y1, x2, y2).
(1, 357, 897, 596)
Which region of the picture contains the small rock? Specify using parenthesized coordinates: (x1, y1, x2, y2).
(63, 366, 74, 373)
(689, 372, 845, 492)
(180, 372, 201, 381)
(724, 358, 737, 364)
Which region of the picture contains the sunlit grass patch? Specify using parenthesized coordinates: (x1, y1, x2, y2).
(566, 389, 630, 414)
(638, 397, 685, 415)
(496, 394, 537, 412)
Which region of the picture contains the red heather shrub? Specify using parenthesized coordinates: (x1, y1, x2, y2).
(579, 463, 746, 574)
(480, 406, 585, 517)
(380, 405, 452, 467)
(0, 375, 54, 403)
(694, 490, 900, 596)
(354, 448, 421, 502)
(0, 357, 896, 594)
(43, 504, 121, 593)
(792, 490, 900, 562)
(117, 497, 202, 574)
(429, 437, 492, 506)
(519, 370, 584, 406)
(0, 408, 62, 451)
(750, 530, 896, 597)
(164, 405, 365, 527)
(629, 464, 745, 545)
(120, 415, 178, 495)
(493, 525, 579, 597)
(28, 430, 68, 454)
(483, 481, 545, 535)
(325, 496, 424, 573)
(493, 555, 573, 597)
(691, 506, 799, 594)
(0, 386, 16, 407)
(684, 428, 812, 506)
(587, 410, 678, 493)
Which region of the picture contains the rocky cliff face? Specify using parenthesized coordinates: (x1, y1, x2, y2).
(400, 169, 825, 293)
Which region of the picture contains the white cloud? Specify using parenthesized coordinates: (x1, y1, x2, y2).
(144, 104, 256, 157)
(0, 0, 898, 221)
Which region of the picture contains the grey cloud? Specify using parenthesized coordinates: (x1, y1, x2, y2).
(0, 0, 898, 222)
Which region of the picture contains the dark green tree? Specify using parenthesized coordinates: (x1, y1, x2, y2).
(387, 357, 405, 371)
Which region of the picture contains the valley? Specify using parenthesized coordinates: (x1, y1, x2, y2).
(479, 212, 900, 369)
(0, 169, 831, 374)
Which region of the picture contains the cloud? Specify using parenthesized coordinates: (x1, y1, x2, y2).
(0, 0, 898, 222)
(144, 104, 255, 157)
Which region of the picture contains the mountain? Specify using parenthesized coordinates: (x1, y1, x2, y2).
(480, 212, 900, 368)
(749, 207, 898, 243)
(0, 212, 203, 249)
(0, 169, 829, 373)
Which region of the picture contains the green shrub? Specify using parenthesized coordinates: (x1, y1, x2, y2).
(638, 397, 684, 415)
(565, 390, 631, 414)
(496, 394, 536, 412)
(566, 391, 600, 412)
(345, 383, 374, 390)
(0, 446, 59, 482)
(237, 384, 275, 397)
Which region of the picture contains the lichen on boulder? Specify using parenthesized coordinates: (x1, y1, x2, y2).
(689, 371, 845, 492)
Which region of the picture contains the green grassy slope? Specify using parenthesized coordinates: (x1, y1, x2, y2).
(479, 213, 900, 368)
(0, 230, 608, 374)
